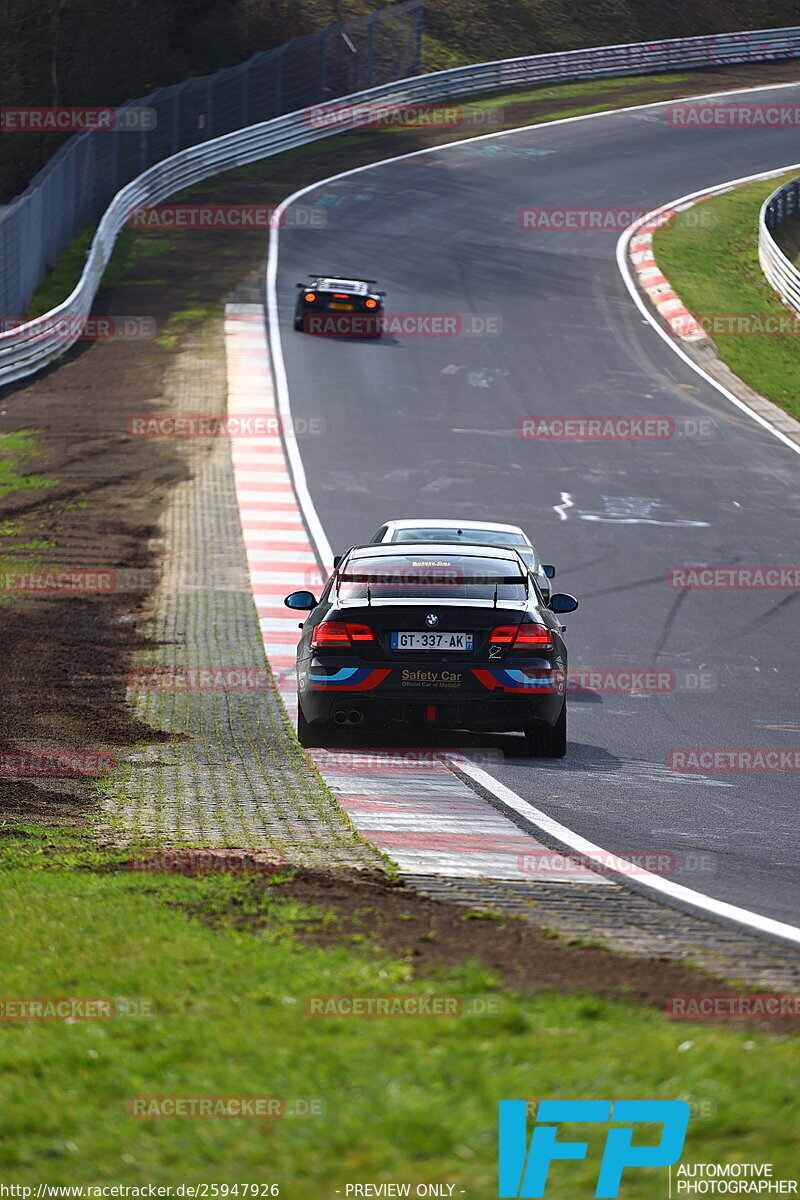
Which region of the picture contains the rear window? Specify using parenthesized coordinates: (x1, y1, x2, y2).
(392, 527, 526, 546)
(337, 554, 527, 600)
(320, 278, 368, 295)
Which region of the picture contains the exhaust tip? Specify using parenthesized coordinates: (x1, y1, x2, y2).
(334, 711, 348, 725)
(348, 709, 364, 724)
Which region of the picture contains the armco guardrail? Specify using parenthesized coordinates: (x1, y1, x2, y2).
(3, 24, 800, 387)
(759, 176, 800, 315)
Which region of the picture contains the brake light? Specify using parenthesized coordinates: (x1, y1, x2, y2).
(304, 292, 316, 302)
(489, 623, 552, 648)
(345, 623, 375, 642)
(488, 625, 517, 644)
(332, 293, 349, 298)
(312, 621, 375, 647)
(365, 298, 378, 309)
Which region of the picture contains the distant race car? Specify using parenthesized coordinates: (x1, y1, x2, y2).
(294, 276, 385, 337)
(284, 542, 578, 757)
(364, 518, 557, 601)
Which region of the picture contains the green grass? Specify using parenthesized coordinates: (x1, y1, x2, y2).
(0, 826, 797, 1187)
(654, 170, 800, 423)
(459, 71, 694, 111)
(25, 227, 185, 320)
(24, 232, 94, 318)
(154, 302, 221, 349)
(0, 432, 56, 588)
(0, 431, 54, 502)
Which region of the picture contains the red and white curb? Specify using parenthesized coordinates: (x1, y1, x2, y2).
(620, 166, 800, 459)
(628, 202, 718, 342)
(628, 176, 790, 342)
(224, 302, 594, 882)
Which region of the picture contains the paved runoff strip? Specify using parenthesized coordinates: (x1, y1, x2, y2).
(103, 319, 384, 869)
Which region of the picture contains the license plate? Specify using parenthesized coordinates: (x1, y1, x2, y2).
(329, 303, 354, 310)
(391, 632, 473, 651)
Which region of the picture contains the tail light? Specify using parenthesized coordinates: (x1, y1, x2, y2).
(487, 625, 517, 644)
(489, 623, 552, 649)
(332, 293, 349, 298)
(365, 298, 378, 309)
(312, 621, 375, 648)
(304, 292, 316, 302)
(345, 623, 375, 642)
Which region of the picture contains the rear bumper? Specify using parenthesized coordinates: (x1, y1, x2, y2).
(297, 657, 565, 729)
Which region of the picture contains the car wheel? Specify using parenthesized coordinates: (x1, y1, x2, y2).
(293, 316, 305, 331)
(524, 706, 567, 758)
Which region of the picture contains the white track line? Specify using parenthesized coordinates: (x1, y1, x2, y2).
(265, 80, 800, 943)
(456, 760, 800, 947)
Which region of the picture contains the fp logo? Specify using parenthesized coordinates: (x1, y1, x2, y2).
(499, 1099, 690, 1198)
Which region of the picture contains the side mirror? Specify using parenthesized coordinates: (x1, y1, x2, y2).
(549, 592, 578, 614)
(284, 590, 317, 610)
(332, 554, 342, 569)
(543, 564, 556, 579)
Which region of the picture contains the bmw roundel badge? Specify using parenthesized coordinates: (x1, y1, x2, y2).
(426, 613, 439, 628)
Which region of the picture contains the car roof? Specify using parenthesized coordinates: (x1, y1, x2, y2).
(383, 518, 526, 534)
(348, 541, 522, 562)
(313, 277, 372, 295)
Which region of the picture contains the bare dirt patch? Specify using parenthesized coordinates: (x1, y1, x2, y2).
(174, 864, 800, 1028)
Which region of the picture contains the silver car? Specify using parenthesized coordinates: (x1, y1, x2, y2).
(363, 518, 556, 600)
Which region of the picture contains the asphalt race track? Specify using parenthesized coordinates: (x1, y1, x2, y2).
(273, 83, 800, 928)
